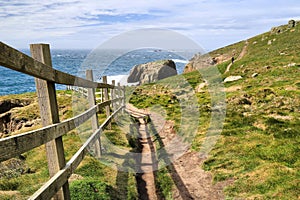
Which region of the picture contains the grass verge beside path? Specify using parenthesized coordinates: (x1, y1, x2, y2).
(0, 91, 138, 200)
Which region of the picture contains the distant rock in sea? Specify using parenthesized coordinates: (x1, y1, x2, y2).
(127, 60, 177, 84)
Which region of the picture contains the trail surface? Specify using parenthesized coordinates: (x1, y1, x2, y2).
(126, 105, 159, 200)
(150, 112, 232, 199)
(126, 104, 232, 199)
(225, 40, 249, 73)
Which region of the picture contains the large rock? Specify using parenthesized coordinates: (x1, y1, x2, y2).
(288, 19, 296, 28)
(127, 60, 177, 84)
(183, 53, 218, 73)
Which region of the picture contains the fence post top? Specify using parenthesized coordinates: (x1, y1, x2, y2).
(30, 43, 50, 45)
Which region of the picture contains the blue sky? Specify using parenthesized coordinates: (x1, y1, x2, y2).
(0, 0, 299, 51)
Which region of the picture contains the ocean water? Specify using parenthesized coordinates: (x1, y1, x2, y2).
(0, 48, 196, 95)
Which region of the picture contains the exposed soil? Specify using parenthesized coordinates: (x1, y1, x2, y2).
(0, 190, 20, 197)
(225, 40, 249, 73)
(127, 104, 233, 200)
(136, 117, 160, 200)
(126, 105, 160, 200)
(171, 151, 233, 200)
(237, 40, 249, 60)
(150, 111, 233, 200)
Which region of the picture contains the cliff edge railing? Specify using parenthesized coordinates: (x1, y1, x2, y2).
(0, 42, 125, 200)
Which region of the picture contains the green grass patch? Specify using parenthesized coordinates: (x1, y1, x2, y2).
(70, 180, 113, 200)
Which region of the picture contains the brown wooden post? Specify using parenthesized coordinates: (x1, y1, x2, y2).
(117, 82, 121, 109)
(30, 44, 70, 200)
(102, 76, 111, 129)
(111, 80, 117, 121)
(86, 70, 101, 158)
(101, 88, 104, 103)
(111, 80, 116, 112)
(122, 86, 126, 112)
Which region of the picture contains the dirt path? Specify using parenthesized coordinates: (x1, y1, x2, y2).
(126, 105, 159, 200)
(136, 117, 159, 200)
(237, 40, 249, 60)
(150, 111, 233, 200)
(225, 40, 249, 73)
(127, 104, 232, 199)
(171, 151, 231, 199)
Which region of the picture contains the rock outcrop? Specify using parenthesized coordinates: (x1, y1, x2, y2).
(0, 99, 31, 114)
(223, 75, 243, 83)
(183, 54, 218, 73)
(271, 19, 298, 34)
(127, 60, 177, 84)
(288, 19, 296, 28)
(0, 99, 38, 137)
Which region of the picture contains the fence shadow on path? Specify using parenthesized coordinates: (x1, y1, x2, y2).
(148, 120, 195, 200)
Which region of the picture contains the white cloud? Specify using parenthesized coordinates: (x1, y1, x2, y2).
(0, 0, 299, 50)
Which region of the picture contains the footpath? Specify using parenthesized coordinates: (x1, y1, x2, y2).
(126, 104, 230, 200)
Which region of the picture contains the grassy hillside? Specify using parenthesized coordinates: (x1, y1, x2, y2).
(0, 91, 138, 199)
(129, 22, 300, 199)
(0, 21, 299, 199)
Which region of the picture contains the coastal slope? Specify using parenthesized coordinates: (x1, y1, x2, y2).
(129, 20, 300, 199)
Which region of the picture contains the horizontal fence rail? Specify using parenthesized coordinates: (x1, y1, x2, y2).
(0, 42, 126, 200)
(0, 98, 122, 162)
(0, 42, 122, 89)
(66, 85, 115, 101)
(29, 105, 124, 200)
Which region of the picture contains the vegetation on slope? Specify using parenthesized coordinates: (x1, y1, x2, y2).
(0, 21, 299, 200)
(0, 90, 138, 200)
(129, 22, 300, 199)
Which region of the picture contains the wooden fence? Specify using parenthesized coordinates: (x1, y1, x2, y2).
(66, 85, 115, 102)
(0, 42, 125, 200)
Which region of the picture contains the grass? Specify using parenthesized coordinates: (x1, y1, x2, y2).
(1, 22, 300, 199)
(0, 90, 138, 200)
(203, 24, 300, 199)
(155, 167, 174, 200)
(128, 22, 300, 199)
(70, 180, 112, 200)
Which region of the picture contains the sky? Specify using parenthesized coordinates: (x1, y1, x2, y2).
(0, 0, 299, 51)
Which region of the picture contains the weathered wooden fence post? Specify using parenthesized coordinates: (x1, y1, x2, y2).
(102, 76, 111, 129)
(117, 82, 121, 109)
(86, 70, 101, 158)
(30, 44, 70, 200)
(122, 86, 126, 112)
(111, 80, 116, 112)
(101, 87, 104, 103)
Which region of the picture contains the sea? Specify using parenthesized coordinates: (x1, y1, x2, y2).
(0, 48, 197, 95)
